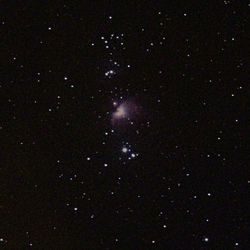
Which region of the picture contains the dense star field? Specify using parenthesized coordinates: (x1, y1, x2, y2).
(0, 1, 249, 249)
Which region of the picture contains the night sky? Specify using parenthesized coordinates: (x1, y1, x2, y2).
(1, 1, 249, 249)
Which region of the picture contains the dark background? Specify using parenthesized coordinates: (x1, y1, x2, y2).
(0, 1, 249, 249)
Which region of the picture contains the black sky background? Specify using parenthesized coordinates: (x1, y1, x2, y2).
(0, 1, 249, 249)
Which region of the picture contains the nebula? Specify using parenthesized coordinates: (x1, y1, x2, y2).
(111, 100, 140, 125)
(113, 105, 127, 119)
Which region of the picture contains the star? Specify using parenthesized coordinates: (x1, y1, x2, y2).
(122, 147, 128, 153)
(105, 70, 116, 78)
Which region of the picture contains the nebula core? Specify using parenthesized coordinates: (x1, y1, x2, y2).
(111, 100, 140, 125)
